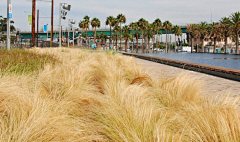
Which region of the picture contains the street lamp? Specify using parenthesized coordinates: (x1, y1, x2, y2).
(59, 3, 71, 48)
(68, 19, 75, 47)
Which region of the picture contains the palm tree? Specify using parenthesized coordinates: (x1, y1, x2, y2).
(117, 14, 126, 50)
(78, 20, 85, 47)
(91, 17, 101, 44)
(150, 23, 157, 53)
(176, 29, 182, 51)
(172, 25, 181, 52)
(187, 24, 200, 53)
(199, 22, 210, 52)
(219, 17, 232, 53)
(129, 22, 136, 52)
(135, 22, 140, 53)
(113, 25, 120, 50)
(209, 22, 222, 53)
(163, 21, 172, 52)
(154, 18, 162, 50)
(100, 32, 108, 49)
(138, 18, 148, 53)
(229, 12, 240, 54)
(122, 25, 131, 52)
(145, 24, 153, 53)
(83, 15, 90, 47)
(106, 16, 115, 49)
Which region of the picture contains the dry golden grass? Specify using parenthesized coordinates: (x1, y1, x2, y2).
(0, 47, 240, 141)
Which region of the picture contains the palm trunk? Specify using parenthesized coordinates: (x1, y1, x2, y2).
(148, 37, 150, 53)
(81, 28, 83, 47)
(202, 38, 205, 53)
(224, 34, 227, 54)
(191, 37, 193, 53)
(113, 33, 115, 49)
(214, 38, 216, 53)
(116, 34, 118, 51)
(166, 31, 168, 53)
(136, 33, 139, 53)
(125, 38, 128, 52)
(175, 36, 177, 52)
(86, 28, 88, 48)
(132, 31, 134, 52)
(109, 26, 111, 49)
(157, 27, 159, 50)
(120, 23, 122, 51)
(94, 27, 96, 44)
(142, 30, 144, 53)
(236, 31, 239, 54)
(153, 32, 155, 53)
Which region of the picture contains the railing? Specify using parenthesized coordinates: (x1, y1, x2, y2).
(122, 52, 240, 82)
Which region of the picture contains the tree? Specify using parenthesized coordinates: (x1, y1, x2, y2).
(129, 22, 136, 52)
(209, 22, 222, 53)
(199, 22, 210, 52)
(113, 24, 120, 50)
(117, 14, 126, 50)
(106, 16, 115, 48)
(150, 23, 157, 53)
(100, 32, 108, 48)
(122, 25, 131, 52)
(187, 24, 200, 53)
(163, 21, 172, 52)
(78, 20, 86, 47)
(154, 18, 162, 51)
(135, 22, 140, 53)
(138, 18, 148, 53)
(172, 25, 181, 52)
(83, 15, 90, 47)
(229, 12, 240, 54)
(145, 24, 153, 53)
(91, 17, 100, 44)
(219, 17, 232, 53)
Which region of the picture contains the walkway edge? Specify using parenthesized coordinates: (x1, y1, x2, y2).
(122, 52, 240, 82)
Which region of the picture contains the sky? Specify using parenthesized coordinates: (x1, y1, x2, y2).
(0, 0, 239, 32)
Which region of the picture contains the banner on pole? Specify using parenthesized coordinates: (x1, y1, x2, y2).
(9, 4, 12, 18)
(28, 15, 32, 25)
(44, 25, 47, 33)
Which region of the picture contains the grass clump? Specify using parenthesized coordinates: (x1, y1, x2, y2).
(0, 49, 59, 74)
(0, 48, 239, 141)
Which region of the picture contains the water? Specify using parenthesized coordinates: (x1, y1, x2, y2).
(138, 52, 240, 70)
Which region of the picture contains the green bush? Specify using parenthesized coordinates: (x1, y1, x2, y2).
(182, 43, 189, 46)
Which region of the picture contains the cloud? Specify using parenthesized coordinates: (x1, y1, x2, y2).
(0, 0, 239, 31)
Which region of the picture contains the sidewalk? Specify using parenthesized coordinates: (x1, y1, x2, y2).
(134, 58, 240, 96)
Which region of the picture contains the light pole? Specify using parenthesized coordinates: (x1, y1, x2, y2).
(68, 19, 75, 47)
(59, 3, 71, 48)
(7, 0, 12, 50)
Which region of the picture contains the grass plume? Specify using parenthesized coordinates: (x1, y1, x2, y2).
(0, 48, 239, 141)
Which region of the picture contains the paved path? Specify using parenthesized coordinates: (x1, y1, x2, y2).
(134, 58, 240, 96)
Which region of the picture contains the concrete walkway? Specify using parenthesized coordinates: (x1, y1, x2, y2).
(134, 58, 240, 96)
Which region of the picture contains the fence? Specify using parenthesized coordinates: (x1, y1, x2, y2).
(0, 38, 59, 49)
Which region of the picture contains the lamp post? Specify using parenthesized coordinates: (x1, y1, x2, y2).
(59, 3, 71, 48)
(68, 19, 75, 47)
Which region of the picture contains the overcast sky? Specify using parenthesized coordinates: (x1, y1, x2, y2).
(0, 0, 239, 32)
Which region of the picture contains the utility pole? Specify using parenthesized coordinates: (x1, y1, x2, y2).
(59, 3, 62, 48)
(37, 9, 39, 47)
(31, 0, 36, 47)
(7, 0, 12, 50)
(50, 0, 53, 47)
